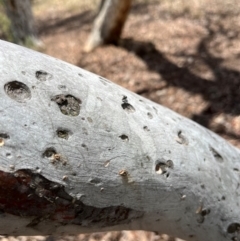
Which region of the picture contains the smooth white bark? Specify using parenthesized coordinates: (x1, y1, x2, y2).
(0, 40, 240, 241)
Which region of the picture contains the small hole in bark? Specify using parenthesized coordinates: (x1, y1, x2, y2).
(155, 159, 173, 175)
(147, 112, 153, 119)
(42, 148, 67, 165)
(43, 147, 57, 158)
(121, 96, 135, 113)
(4, 81, 31, 102)
(56, 128, 70, 139)
(143, 126, 150, 131)
(201, 208, 210, 216)
(81, 144, 88, 151)
(176, 131, 188, 145)
(35, 70, 52, 81)
(227, 223, 240, 233)
(119, 134, 129, 142)
(209, 146, 223, 163)
(51, 94, 81, 116)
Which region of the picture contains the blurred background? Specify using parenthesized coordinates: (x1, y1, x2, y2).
(0, 0, 240, 240)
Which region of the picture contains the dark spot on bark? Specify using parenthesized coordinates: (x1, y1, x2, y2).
(81, 144, 88, 150)
(227, 223, 240, 233)
(56, 128, 70, 140)
(155, 159, 173, 176)
(121, 96, 135, 113)
(196, 204, 210, 223)
(233, 168, 239, 172)
(201, 208, 211, 216)
(209, 146, 223, 163)
(89, 178, 102, 185)
(35, 70, 52, 81)
(78, 73, 83, 77)
(87, 117, 93, 123)
(0, 133, 10, 139)
(43, 147, 57, 158)
(176, 131, 188, 145)
(58, 85, 66, 90)
(21, 71, 26, 75)
(119, 134, 129, 142)
(143, 126, 150, 131)
(4, 81, 31, 103)
(0, 169, 143, 228)
(147, 112, 153, 119)
(42, 147, 67, 165)
(51, 94, 81, 116)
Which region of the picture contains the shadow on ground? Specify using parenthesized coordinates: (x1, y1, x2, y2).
(38, 10, 94, 36)
(118, 12, 240, 140)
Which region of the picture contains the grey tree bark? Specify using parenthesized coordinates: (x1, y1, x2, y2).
(3, 0, 40, 46)
(0, 40, 240, 241)
(84, 0, 132, 52)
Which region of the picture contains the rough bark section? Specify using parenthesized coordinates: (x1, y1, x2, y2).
(0, 169, 142, 227)
(0, 40, 240, 241)
(3, 0, 38, 45)
(84, 0, 132, 52)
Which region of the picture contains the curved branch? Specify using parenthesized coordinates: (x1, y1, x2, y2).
(0, 40, 240, 241)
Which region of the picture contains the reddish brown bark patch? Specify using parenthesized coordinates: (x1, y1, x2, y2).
(0, 170, 142, 227)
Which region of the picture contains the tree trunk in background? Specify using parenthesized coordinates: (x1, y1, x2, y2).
(84, 0, 132, 52)
(1, 40, 240, 241)
(3, 0, 40, 46)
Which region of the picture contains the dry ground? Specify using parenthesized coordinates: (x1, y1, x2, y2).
(1, 0, 240, 240)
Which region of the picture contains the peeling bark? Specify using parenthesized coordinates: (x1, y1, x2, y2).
(84, 0, 132, 52)
(0, 40, 240, 241)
